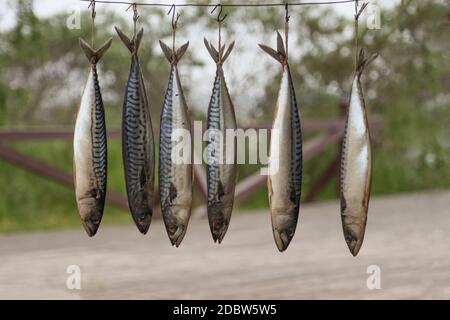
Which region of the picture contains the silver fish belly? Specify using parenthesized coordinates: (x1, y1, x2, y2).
(74, 66, 107, 237)
(340, 75, 372, 256)
(206, 66, 237, 244)
(268, 66, 302, 252)
(115, 27, 154, 234)
(260, 33, 302, 252)
(203, 38, 237, 244)
(74, 38, 111, 237)
(159, 64, 193, 247)
(122, 55, 154, 234)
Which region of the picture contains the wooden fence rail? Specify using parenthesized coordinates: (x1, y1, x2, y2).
(0, 108, 383, 217)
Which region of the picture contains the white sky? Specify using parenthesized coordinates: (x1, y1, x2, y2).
(0, 0, 400, 114)
(0, 0, 399, 31)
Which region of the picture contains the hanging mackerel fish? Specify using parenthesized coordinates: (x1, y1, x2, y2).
(74, 34, 111, 236)
(340, 48, 378, 256)
(158, 12, 193, 247)
(115, 22, 155, 234)
(259, 27, 302, 251)
(204, 8, 237, 244)
(340, 3, 378, 256)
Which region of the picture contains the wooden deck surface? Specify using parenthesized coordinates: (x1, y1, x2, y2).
(1, 191, 449, 299)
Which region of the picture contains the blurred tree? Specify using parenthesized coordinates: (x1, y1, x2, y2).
(0, 0, 449, 231)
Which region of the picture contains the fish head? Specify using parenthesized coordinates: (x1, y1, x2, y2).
(131, 201, 152, 235)
(207, 203, 232, 244)
(77, 196, 104, 237)
(271, 207, 298, 252)
(165, 205, 191, 247)
(341, 214, 365, 256)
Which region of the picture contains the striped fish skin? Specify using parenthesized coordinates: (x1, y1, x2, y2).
(259, 33, 302, 252)
(122, 55, 154, 234)
(159, 46, 193, 247)
(267, 65, 302, 252)
(117, 28, 154, 234)
(340, 49, 377, 256)
(74, 38, 111, 237)
(206, 65, 237, 244)
(340, 54, 374, 256)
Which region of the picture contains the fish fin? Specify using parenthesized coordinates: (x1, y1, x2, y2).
(79, 38, 95, 62)
(134, 27, 144, 53)
(115, 27, 133, 52)
(259, 32, 287, 65)
(210, 43, 219, 57)
(258, 44, 282, 63)
(217, 181, 225, 199)
(221, 41, 235, 63)
(276, 31, 286, 58)
(159, 40, 174, 62)
(115, 27, 143, 54)
(169, 182, 178, 203)
(175, 41, 189, 62)
(79, 38, 112, 63)
(356, 48, 378, 75)
(204, 37, 218, 63)
(139, 167, 146, 189)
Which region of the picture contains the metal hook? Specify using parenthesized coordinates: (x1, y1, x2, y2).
(167, 4, 175, 16)
(355, 2, 368, 20)
(168, 4, 180, 30)
(133, 4, 139, 23)
(285, 3, 290, 22)
(88, 0, 96, 19)
(125, 3, 139, 21)
(211, 4, 227, 23)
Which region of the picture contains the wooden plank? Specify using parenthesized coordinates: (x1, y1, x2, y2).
(304, 155, 340, 203)
(0, 129, 122, 141)
(1, 191, 449, 299)
(233, 130, 344, 204)
(0, 144, 129, 210)
(193, 130, 345, 218)
(0, 117, 383, 142)
(193, 152, 208, 201)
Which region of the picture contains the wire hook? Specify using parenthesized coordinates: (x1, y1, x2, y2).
(125, 3, 139, 21)
(126, 3, 140, 37)
(88, 0, 96, 20)
(211, 4, 227, 23)
(285, 3, 290, 23)
(88, 0, 96, 47)
(168, 4, 180, 31)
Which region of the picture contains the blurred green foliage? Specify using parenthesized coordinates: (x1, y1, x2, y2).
(0, 0, 449, 233)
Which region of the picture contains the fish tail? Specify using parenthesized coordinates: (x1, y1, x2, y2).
(115, 26, 144, 54)
(79, 38, 112, 64)
(258, 31, 287, 65)
(356, 48, 379, 76)
(159, 40, 189, 64)
(204, 38, 235, 65)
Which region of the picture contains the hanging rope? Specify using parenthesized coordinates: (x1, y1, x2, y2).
(80, 0, 359, 8)
(354, 1, 368, 70)
(125, 3, 140, 38)
(211, 4, 227, 61)
(88, 0, 96, 47)
(168, 4, 181, 53)
(285, 3, 290, 61)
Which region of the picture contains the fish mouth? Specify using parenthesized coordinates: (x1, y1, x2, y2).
(134, 214, 151, 235)
(168, 225, 187, 248)
(344, 229, 363, 257)
(212, 228, 227, 244)
(208, 205, 232, 244)
(273, 228, 295, 252)
(82, 219, 100, 237)
(211, 220, 229, 244)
